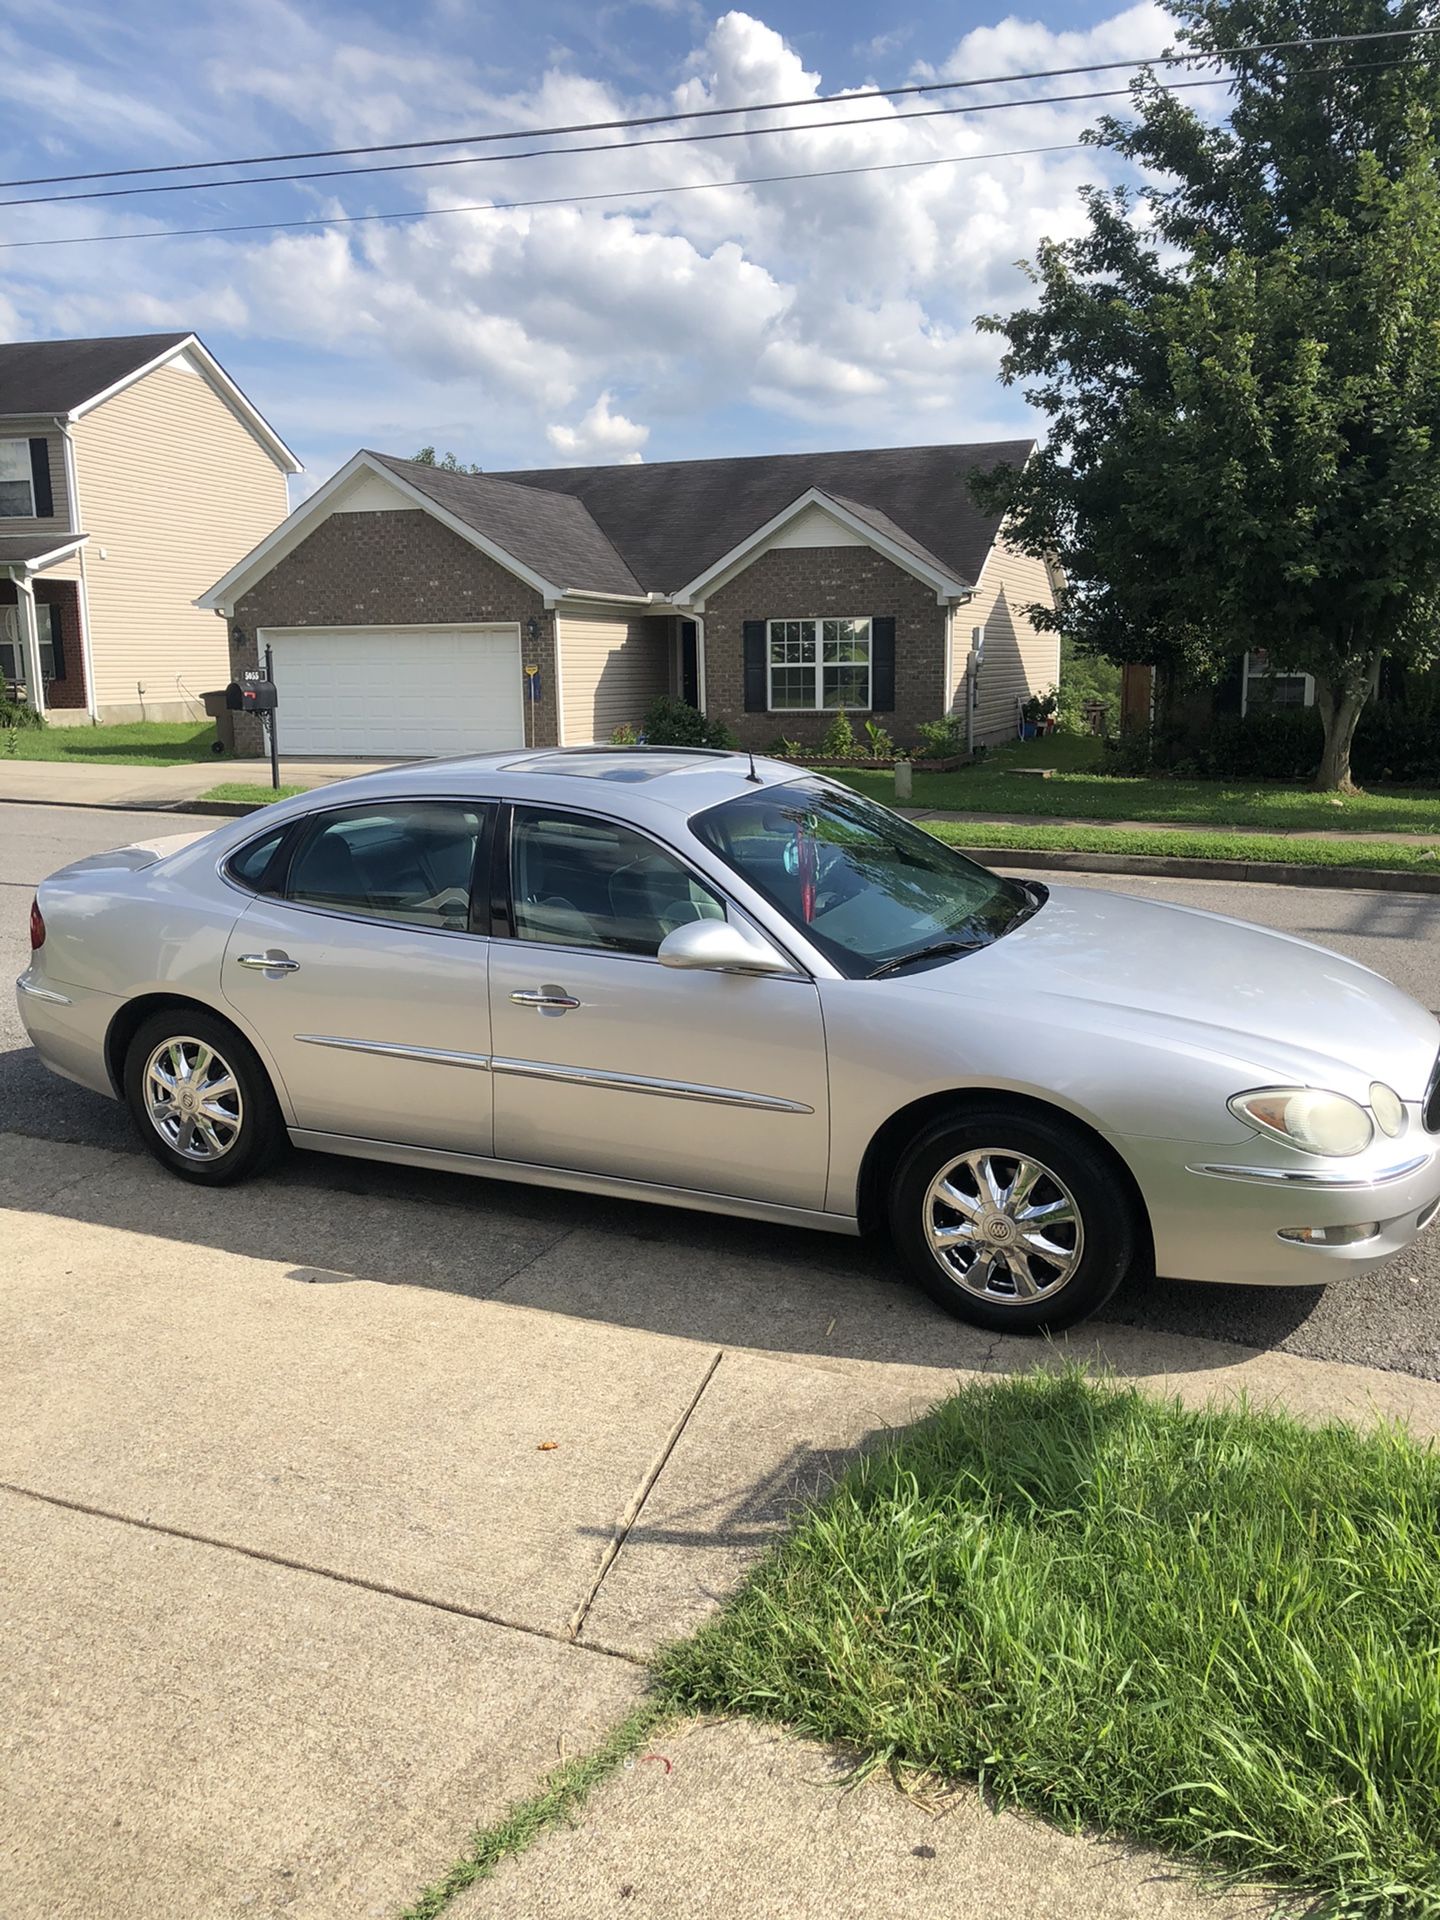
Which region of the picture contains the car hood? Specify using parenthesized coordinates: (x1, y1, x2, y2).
(907, 882, 1440, 1096)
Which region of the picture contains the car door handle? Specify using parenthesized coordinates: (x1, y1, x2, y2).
(237, 951, 301, 974)
(510, 988, 581, 1012)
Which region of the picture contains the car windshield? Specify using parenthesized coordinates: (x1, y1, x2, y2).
(690, 778, 1039, 978)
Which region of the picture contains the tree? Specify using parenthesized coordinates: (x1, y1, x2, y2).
(974, 0, 1440, 790)
(411, 446, 483, 473)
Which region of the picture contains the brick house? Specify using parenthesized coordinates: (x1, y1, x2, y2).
(200, 441, 1059, 758)
(0, 333, 299, 722)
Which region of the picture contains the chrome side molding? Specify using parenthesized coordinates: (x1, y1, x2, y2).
(1189, 1154, 1432, 1190)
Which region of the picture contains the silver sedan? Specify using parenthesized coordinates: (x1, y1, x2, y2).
(16, 748, 1440, 1331)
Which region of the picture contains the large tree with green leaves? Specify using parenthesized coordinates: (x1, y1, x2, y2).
(975, 0, 1440, 790)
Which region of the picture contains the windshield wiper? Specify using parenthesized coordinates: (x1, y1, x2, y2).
(867, 940, 982, 979)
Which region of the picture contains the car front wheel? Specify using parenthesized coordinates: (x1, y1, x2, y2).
(888, 1106, 1141, 1332)
(123, 1008, 285, 1186)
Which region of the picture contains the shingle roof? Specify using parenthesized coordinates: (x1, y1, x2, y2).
(0, 531, 87, 569)
(367, 452, 644, 597)
(491, 440, 1035, 594)
(0, 333, 190, 416)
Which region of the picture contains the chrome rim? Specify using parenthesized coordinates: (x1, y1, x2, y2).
(924, 1149, 1084, 1304)
(142, 1036, 244, 1162)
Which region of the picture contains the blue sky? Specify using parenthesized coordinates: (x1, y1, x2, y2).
(0, 1, 1185, 492)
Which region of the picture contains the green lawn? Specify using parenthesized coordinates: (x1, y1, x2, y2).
(198, 782, 306, 806)
(837, 733, 1440, 836)
(4, 720, 218, 765)
(657, 1370, 1440, 1918)
(928, 818, 1440, 878)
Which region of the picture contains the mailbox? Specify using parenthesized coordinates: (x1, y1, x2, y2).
(225, 679, 277, 713)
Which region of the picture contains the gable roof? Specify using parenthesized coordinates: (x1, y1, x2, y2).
(494, 440, 1034, 596)
(0, 332, 301, 473)
(0, 333, 190, 415)
(366, 452, 641, 597)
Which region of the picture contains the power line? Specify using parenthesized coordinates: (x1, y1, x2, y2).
(0, 21, 1436, 193)
(0, 141, 1091, 250)
(0, 74, 1252, 211)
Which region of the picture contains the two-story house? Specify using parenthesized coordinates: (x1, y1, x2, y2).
(0, 333, 300, 723)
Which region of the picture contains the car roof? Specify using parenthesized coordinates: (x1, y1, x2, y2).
(223, 748, 813, 837)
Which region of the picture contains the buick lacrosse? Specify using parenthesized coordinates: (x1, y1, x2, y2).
(17, 748, 1440, 1331)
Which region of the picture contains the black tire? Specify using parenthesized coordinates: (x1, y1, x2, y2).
(888, 1105, 1142, 1333)
(123, 1007, 286, 1186)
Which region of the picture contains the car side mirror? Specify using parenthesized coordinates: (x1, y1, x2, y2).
(657, 919, 794, 976)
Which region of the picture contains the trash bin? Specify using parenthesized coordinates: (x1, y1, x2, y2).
(201, 688, 235, 756)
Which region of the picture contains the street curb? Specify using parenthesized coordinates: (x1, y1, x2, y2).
(959, 844, 1440, 895)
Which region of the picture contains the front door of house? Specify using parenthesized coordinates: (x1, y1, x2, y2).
(679, 620, 699, 708)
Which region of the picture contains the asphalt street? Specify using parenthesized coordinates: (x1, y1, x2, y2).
(4, 799, 1438, 1378)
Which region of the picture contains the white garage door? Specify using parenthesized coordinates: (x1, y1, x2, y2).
(261, 624, 525, 757)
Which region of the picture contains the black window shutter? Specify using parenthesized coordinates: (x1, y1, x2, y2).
(871, 616, 896, 711)
(743, 620, 767, 711)
(43, 603, 64, 681)
(28, 439, 53, 518)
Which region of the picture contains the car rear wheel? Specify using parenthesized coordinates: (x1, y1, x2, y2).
(123, 1008, 285, 1186)
(888, 1106, 1140, 1332)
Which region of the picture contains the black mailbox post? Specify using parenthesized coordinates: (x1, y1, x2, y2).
(225, 644, 282, 788)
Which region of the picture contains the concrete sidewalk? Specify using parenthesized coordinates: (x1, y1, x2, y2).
(5, 1132, 1440, 1917)
(0, 755, 393, 811)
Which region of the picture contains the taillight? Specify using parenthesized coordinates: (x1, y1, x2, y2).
(29, 896, 45, 950)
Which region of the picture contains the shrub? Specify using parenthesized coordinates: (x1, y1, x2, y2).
(765, 734, 803, 758)
(863, 719, 896, 758)
(1104, 702, 1440, 787)
(640, 694, 735, 750)
(0, 699, 44, 731)
(816, 710, 859, 760)
(913, 714, 968, 759)
(609, 722, 640, 745)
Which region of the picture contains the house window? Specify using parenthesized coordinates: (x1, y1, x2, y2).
(0, 604, 61, 686)
(766, 618, 871, 710)
(1243, 649, 1313, 715)
(0, 441, 35, 518)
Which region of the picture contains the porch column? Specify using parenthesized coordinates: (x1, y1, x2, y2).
(14, 574, 45, 718)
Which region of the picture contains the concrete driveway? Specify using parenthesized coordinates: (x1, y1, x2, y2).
(4, 801, 1440, 1918)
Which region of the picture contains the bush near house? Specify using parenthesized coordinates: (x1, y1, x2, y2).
(1112, 702, 1440, 788)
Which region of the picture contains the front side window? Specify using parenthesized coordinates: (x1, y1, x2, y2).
(0, 440, 35, 518)
(692, 779, 1036, 979)
(287, 801, 487, 931)
(767, 618, 870, 711)
(510, 808, 725, 956)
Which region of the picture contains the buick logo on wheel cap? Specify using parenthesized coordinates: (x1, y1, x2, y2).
(985, 1216, 1015, 1243)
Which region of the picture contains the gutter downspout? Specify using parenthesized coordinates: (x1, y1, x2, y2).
(56, 418, 99, 721)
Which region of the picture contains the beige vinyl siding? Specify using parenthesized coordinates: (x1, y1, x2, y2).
(958, 535, 1061, 746)
(0, 426, 70, 540)
(71, 361, 291, 712)
(558, 609, 669, 745)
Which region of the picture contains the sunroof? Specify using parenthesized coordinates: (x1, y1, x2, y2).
(502, 750, 721, 782)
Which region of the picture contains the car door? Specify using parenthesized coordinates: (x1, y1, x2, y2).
(220, 797, 495, 1154)
(486, 803, 830, 1209)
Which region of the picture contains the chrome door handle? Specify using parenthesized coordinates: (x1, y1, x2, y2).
(237, 952, 301, 974)
(510, 988, 581, 1012)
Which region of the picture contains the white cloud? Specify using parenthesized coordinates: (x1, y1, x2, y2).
(0, 2, 1187, 468)
(547, 390, 650, 460)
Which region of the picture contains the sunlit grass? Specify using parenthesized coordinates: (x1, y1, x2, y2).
(657, 1370, 1440, 1918)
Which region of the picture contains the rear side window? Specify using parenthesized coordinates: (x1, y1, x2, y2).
(224, 825, 288, 895)
(287, 801, 488, 932)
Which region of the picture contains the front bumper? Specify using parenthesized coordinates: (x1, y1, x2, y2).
(1110, 1128, 1440, 1288)
(16, 968, 119, 1099)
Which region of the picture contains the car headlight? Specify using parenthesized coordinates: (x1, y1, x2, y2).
(1228, 1087, 1374, 1157)
(1370, 1082, 1407, 1138)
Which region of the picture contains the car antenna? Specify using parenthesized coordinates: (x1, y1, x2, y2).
(745, 747, 762, 784)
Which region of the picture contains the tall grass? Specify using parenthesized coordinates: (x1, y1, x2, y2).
(657, 1371, 1440, 1918)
